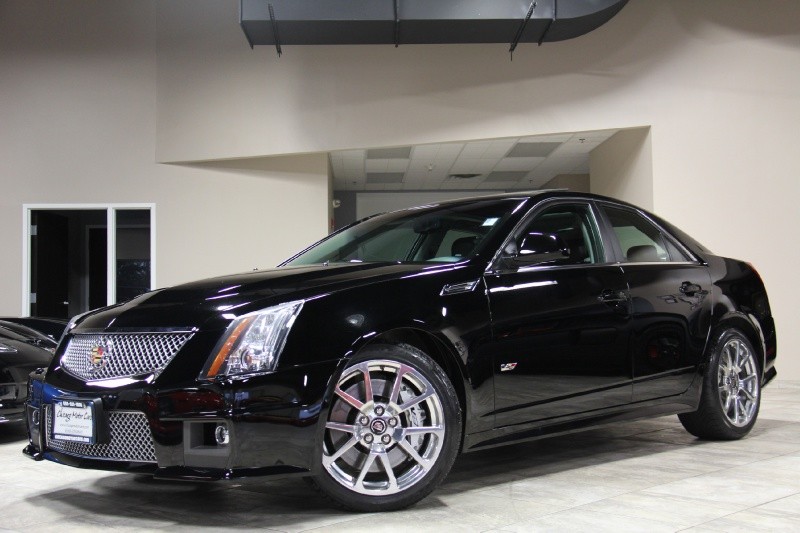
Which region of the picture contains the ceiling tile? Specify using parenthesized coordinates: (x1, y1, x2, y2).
(579, 130, 617, 141)
(506, 142, 562, 158)
(435, 143, 465, 158)
(366, 146, 412, 159)
(473, 159, 499, 172)
(449, 158, 483, 173)
(365, 159, 389, 172)
(494, 157, 545, 171)
(404, 170, 429, 180)
(444, 176, 481, 186)
(483, 139, 517, 158)
(485, 171, 528, 182)
(387, 159, 410, 172)
(338, 149, 366, 159)
(366, 172, 405, 184)
(459, 141, 491, 158)
(408, 159, 435, 171)
(441, 180, 475, 189)
(520, 134, 572, 143)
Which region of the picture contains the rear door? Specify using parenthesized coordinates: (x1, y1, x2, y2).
(485, 201, 632, 427)
(597, 203, 712, 402)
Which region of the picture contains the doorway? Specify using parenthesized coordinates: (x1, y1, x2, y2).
(23, 204, 155, 319)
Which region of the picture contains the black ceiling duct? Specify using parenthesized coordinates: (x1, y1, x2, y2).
(240, 0, 628, 51)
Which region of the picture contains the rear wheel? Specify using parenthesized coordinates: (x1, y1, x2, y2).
(309, 344, 461, 511)
(679, 329, 761, 440)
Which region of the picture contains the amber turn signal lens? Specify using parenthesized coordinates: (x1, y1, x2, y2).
(205, 316, 255, 378)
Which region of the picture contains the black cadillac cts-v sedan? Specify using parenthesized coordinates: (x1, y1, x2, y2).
(24, 191, 776, 511)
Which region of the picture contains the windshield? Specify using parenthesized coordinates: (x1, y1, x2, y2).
(285, 199, 523, 266)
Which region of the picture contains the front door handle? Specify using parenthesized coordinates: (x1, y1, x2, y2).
(679, 282, 702, 296)
(598, 289, 628, 304)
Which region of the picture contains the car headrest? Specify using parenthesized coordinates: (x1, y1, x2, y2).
(627, 244, 659, 262)
(451, 236, 478, 257)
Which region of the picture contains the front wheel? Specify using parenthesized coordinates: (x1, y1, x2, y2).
(679, 329, 761, 440)
(309, 344, 462, 511)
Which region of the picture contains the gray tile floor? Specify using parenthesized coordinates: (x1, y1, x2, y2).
(1, 382, 799, 532)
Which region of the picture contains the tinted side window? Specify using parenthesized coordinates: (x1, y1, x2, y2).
(519, 204, 603, 265)
(602, 206, 690, 263)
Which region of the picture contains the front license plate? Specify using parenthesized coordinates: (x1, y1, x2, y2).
(53, 399, 96, 443)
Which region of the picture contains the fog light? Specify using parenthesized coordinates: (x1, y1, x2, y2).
(31, 408, 40, 427)
(214, 423, 229, 446)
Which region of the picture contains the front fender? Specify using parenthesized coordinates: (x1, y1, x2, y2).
(282, 271, 494, 446)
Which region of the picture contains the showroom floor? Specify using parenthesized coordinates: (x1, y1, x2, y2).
(1, 383, 799, 532)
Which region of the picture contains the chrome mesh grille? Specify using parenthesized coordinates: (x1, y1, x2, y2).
(45, 406, 156, 463)
(61, 331, 194, 381)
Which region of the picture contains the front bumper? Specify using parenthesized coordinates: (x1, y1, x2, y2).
(23, 359, 340, 480)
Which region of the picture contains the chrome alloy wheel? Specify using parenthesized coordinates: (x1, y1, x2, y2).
(323, 359, 446, 496)
(717, 337, 760, 427)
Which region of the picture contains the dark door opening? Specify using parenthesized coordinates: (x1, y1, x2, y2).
(31, 211, 72, 318)
(29, 208, 152, 319)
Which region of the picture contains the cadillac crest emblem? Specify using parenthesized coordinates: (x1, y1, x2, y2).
(89, 339, 112, 371)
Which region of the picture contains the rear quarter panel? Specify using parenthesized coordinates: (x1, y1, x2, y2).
(706, 255, 776, 378)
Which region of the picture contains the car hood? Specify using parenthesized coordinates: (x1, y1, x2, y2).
(75, 262, 459, 332)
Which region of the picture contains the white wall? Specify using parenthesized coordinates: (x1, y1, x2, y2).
(591, 128, 653, 209)
(2, 1, 798, 379)
(541, 174, 590, 194)
(0, 2, 329, 315)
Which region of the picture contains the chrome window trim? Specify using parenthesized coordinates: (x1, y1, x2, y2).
(618, 261, 700, 267)
(512, 262, 624, 274)
(494, 260, 703, 277)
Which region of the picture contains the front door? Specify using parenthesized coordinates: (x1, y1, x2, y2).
(485, 202, 632, 428)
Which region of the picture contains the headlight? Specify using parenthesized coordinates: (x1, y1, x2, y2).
(201, 300, 304, 379)
(0, 342, 18, 353)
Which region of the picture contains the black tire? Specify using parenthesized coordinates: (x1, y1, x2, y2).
(308, 343, 462, 512)
(679, 329, 761, 440)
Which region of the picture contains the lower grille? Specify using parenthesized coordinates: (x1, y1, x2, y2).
(45, 406, 157, 463)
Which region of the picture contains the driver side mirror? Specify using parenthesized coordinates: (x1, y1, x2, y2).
(505, 232, 570, 266)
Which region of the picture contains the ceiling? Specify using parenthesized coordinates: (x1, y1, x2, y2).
(331, 129, 619, 191)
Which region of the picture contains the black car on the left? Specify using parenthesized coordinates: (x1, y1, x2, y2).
(1, 320, 56, 424)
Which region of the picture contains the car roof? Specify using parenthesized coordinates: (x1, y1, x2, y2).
(415, 189, 635, 209)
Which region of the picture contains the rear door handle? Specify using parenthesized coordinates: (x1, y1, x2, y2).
(679, 282, 702, 296)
